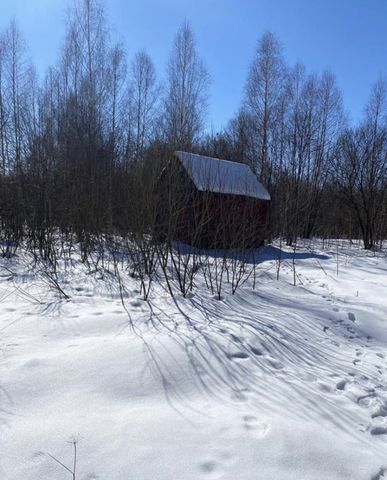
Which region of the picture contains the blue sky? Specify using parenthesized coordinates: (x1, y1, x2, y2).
(1, 0, 387, 130)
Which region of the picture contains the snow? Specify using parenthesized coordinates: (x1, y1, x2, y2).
(175, 151, 271, 200)
(1, 239, 387, 479)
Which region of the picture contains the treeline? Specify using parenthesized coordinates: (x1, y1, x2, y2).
(0, 0, 386, 262)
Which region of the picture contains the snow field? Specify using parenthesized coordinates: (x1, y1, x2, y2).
(1, 240, 387, 479)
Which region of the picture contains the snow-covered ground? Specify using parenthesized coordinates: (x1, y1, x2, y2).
(1, 240, 387, 480)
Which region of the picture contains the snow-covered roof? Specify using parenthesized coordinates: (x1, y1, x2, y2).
(175, 151, 271, 201)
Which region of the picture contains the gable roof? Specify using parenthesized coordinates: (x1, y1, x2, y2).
(175, 151, 271, 201)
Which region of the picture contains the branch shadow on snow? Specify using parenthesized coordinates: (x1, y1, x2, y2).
(130, 284, 379, 444)
(257, 245, 330, 262)
(173, 242, 330, 263)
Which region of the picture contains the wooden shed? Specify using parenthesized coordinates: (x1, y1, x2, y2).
(156, 151, 271, 249)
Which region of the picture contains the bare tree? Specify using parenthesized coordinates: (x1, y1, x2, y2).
(0, 31, 9, 175)
(126, 50, 159, 163)
(302, 70, 344, 237)
(109, 43, 126, 159)
(0, 20, 31, 174)
(244, 31, 286, 183)
(334, 78, 387, 249)
(163, 21, 209, 151)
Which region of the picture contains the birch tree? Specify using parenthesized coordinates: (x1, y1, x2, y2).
(127, 50, 159, 163)
(163, 22, 209, 150)
(244, 31, 286, 183)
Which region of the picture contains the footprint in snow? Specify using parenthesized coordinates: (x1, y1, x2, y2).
(243, 414, 258, 427)
(357, 391, 377, 407)
(230, 334, 242, 343)
(199, 460, 218, 475)
(217, 450, 235, 466)
(370, 426, 387, 436)
(267, 357, 284, 370)
(371, 468, 385, 480)
(242, 415, 270, 437)
(250, 346, 263, 356)
(317, 381, 333, 393)
(231, 391, 249, 403)
(371, 404, 387, 419)
(348, 312, 356, 322)
(24, 358, 45, 368)
(227, 351, 249, 360)
(130, 300, 142, 308)
(336, 380, 347, 391)
(30, 451, 46, 464)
